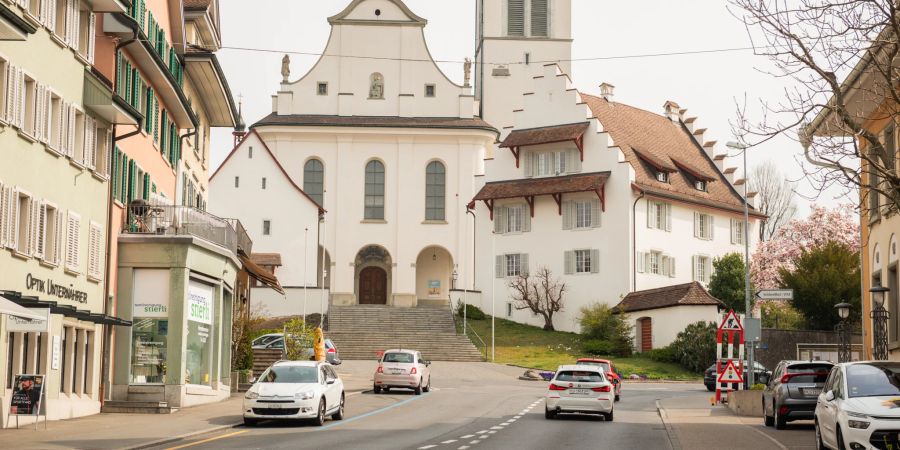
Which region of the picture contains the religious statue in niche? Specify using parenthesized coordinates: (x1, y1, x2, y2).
(281, 54, 291, 82)
(370, 73, 384, 99)
(463, 57, 472, 87)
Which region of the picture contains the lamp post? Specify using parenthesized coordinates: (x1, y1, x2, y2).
(727, 141, 753, 385)
(465, 207, 476, 337)
(871, 285, 891, 360)
(835, 302, 852, 363)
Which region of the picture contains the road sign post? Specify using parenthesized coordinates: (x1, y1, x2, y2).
(716, 310, 745, 404)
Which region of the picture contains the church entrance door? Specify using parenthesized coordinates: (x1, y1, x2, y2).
(359, 267, 388, 305)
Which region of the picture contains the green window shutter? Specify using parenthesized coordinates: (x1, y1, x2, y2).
(127, 159, 136, 204)
(131, 69, 140, 109)
(115, 52, 123, 97)
(142, 174, 150, 200)
(139, 0, 146, 30)
(112, 149, 120, 201)
(153, 99, 159, 142)
(160, 111, 168, 156)
(152, 182, 157, 194)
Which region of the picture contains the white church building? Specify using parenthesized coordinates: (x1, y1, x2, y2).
(210, 0, 764, 350)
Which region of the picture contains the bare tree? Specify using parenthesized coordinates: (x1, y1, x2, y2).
(748, 161, 798, 241)
(507, 267, 566, 331)
(730, 0, 900, 215)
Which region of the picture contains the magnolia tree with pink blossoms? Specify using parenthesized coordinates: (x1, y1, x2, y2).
(751, 205, 860, 290)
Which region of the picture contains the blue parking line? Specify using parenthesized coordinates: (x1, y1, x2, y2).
(315, 393, 431, 431)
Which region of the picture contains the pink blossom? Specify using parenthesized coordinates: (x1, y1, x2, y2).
(751, 204, 860, 289)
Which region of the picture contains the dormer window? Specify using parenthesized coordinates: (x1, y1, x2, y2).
(695, 180, 707, 192)
(656, 171, 669, 183)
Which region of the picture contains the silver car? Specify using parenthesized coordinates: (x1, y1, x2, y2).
(373, 349, 432, 395)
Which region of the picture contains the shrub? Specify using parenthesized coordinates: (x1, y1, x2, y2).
(578, 303, 633, 357)
(581, 339, 616, 356)
(750, 383, 766, 391)
(670, 321, 717, 373)
(456, 302, 486, 320)
(282, 318, 316, 361)
(645, 345, 678, 363)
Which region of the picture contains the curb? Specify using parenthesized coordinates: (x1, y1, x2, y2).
(656, 400, 682, 450)
(122, 387, 371, 450)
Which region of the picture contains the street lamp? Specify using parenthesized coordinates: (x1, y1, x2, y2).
(727, 140, 753, 385)
(464, 207, 477, 337)
(452, 269, 459, 291)
(835, 302, 852, 363)
(871, 285, 891, 360)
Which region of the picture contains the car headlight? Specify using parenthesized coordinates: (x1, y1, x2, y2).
(296, 391, 315, 400)
(845, 410, 870, 429)
(245, 391, 259, 400)
(848, 420, 871, 429)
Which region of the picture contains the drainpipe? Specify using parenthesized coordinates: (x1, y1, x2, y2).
(632, 190, 645, 292)
(178, 129, 198, 206)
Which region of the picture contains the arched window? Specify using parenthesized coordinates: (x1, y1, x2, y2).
(425, 161, 446, 221)
(365, 160, 385, 220)
(304, 159, 324, 205)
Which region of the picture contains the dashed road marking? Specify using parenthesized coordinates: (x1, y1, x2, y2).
(469, 440, 480, 444)
(476, 430, 488, 434)
(488, 431, 497, 434)
(442, 440, 458, 444)
(479, 435, 489, 439)
(418, 446, 437, 449)
(460, 435, 475, 439)
(458, 447, 470, 450)
(490, 426, 504, 430)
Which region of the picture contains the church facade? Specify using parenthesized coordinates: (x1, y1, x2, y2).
(211, 0, 764, 348)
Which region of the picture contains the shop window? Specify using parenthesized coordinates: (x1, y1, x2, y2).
(185, 280, 214, 386)
(131, 269, 170, 384)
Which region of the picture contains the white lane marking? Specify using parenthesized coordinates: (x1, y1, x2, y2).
(442, 440, 458, 444)
(460, 435, 475, 439)
(418, 446, 436, 449)
(479, 435, 489, 440)
(488, 431, 497, 434)
(476, 430, 488, 434)
(513, 415, 521, 419)
(458, 447, 470, 450)
(469, 440, 480, 444)
(490, 426, 504, 430)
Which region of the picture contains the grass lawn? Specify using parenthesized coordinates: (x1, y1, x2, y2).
(460, 316, 700, 381)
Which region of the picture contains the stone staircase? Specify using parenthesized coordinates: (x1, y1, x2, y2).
(327, 304, 484, 362)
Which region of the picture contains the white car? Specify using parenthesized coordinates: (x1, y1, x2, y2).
(243, 360, 344, 426)
(373, 349, 432, 395)
(815, 361, 900, 450)
(545, 365, 614, 421)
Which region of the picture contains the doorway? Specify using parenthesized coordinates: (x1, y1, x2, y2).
(359, 267, 387, 305)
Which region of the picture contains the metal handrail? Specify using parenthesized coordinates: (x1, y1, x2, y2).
(123, 204, 244, 255)
(466, 326, 488, 362)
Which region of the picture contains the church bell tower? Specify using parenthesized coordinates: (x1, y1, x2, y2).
(475, 0, 573, 130)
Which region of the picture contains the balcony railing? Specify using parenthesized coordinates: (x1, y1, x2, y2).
(123, 203, 246, 256)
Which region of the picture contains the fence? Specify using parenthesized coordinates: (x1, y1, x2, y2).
(123, 203, 242, 255)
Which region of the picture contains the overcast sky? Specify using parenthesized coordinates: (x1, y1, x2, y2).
(210, 0, 851, 215)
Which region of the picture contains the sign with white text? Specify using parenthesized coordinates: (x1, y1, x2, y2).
(9, 374, 44, 416)
(187, 280, 213, 325)
(756, 289, 794, 300)
(5, 308, 50, 333)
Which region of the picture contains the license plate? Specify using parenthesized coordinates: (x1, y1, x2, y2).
(570, 389, 591, 395)
(803, 388, 821, 397)
(389, 369, 403, 375)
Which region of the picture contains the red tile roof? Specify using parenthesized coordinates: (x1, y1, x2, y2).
(473, 172, 610, 201)
(614, 282, 723, 313)
(499, 122, 589, 149)
(581, 94, 761, 215)
(251, 253, 282, 267)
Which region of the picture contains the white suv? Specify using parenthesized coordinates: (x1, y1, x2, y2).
(545, 365, 614, 421)
(243, 360, 344, 426)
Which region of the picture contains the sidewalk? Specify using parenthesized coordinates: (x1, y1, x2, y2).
(2, 361, 376, 450)
(657, 394, 816, 450)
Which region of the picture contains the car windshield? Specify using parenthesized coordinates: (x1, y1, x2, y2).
(556, 371, 604, 383)
(848, 364, 900, 398)
(577, 361, 610, 372)
(383, 352, 414, 363)
(260, 365, 318, 384)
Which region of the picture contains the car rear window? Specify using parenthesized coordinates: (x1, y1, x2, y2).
(577, 361, 610, 372)
(785, 364, 832, 383)
(556, 371, 604, 383)
(383, 352, 414, 363)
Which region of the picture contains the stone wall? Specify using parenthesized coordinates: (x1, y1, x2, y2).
(754, 328, 862, 369)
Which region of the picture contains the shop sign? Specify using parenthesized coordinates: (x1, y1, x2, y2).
(25, 273, 88, 304)
(187, 281, 213, 325)
(6, 308, 50, 333)
(9, 374, 44, 416)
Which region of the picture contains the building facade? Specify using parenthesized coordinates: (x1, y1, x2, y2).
(0, 0, 133, 427)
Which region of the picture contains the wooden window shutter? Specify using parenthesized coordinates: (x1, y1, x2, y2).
(530, 0, 549, 37)
(591, 249, 600, 274)
(507, 0, 525, 36)
(708, 215, 715, 240)
(127, 159, 136, 203)
(35, 201, 46, 259)
(693, 212, 700, 238)
(591, 199, 601, 228)
(25, 197, 34, 257)
(704, 257, 713, 283)
(564, 250, 575, 275)
(495, 206, 507, 234)
(668, 256, 676, 278)
(4, 64, 14, 122)
(495, 255, 504, 278)
(636, 251, 645, 273)
(142, 173, 150, 200)
(522, 203, 531, 232)
(562, 201, 573, 230)
(0, 182, 5, 249)
(42, 87, 51, 144)
(665, 203, 672, 231)
(112, 149, 120, 202)
(55, 208, 64, 264)
(87, 12, 96, 64)
(523, 150, 533, 177)
(520, 253, 529, 275)
(9, 188, 19, 250)
(692, 255, 699, 281)
(16, 67, 24, 128)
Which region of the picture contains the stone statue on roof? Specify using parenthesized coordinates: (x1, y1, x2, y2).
(463, 57, 472, 87)
(281, 55, 290, 82)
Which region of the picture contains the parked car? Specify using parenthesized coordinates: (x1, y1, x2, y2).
(545, 365, 614, 421)
(815, 361, 900, 450)
(251, 334, 342, 365)
(763, 360, 833, 429)
(704, 361, 771, 391)
(575, 358, 623, 401)
(243, 360, 344, 426)
(373, 349, 432, 395)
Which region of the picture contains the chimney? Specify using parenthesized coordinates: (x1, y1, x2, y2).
(599, 82, 615, 101)
(663, 101, 681, 122)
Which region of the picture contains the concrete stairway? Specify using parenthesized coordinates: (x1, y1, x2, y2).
(327, 304, 484, 362)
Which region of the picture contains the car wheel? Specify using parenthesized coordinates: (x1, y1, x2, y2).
(544, 407, 556, 420)
(312, 399, 326, 427)
(615, 394, 620, 402)
(373, 385, 382, 394)
(774, 403, 786, 430)
(706, 384, 716, 392)
(414, 381, 423, 395)
(332, 393, 345, 420)
(423, 376, 432, 393)
(815, 420, 826, 450)
(837, 426, 846, 450)
(605, 410, 614, 422)
(243, 417, 258, 427)
(763, 398, 774, 427)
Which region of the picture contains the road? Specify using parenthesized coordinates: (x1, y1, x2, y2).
(151, 361, 813, 450)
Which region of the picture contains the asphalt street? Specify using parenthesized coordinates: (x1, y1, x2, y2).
(150, 361, 689, 450)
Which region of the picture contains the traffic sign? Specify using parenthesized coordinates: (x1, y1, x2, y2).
(718, 360, 744, 383)
(756, 289, 794, 300)
(719, 310, 743, 332)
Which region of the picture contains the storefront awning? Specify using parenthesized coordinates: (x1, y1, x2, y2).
(239, 255, 285, 295)
(0, 295, 45, 320)
(0, 291, 132, 326)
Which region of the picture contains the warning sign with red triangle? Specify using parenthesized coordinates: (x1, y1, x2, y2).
(718, 360, 744, 383)
(719, 310, 743, 332)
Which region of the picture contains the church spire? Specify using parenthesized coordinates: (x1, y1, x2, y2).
(233, 94, 247, 146)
